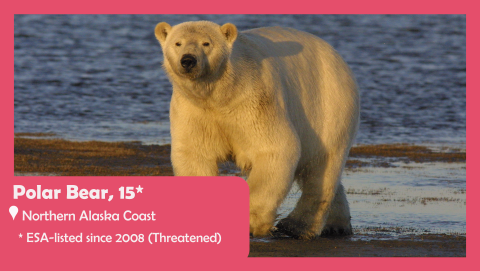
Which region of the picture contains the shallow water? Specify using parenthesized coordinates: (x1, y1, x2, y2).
(343, 161, 465, 235)
(273, 160, 466, 240)
(14, 15, 466, 240)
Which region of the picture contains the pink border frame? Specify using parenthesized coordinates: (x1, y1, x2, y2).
(6, 0, 474, 269)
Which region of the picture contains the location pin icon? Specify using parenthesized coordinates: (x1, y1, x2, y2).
(9, 206, 18, 220)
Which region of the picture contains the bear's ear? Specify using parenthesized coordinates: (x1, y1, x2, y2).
(221, 23, 238, 45)
(155, 22, 172, 44)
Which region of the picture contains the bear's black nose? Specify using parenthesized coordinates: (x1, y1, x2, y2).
(181, 54, 197, 70)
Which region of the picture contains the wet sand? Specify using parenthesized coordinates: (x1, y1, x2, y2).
(14, 135, 173, 176)
(250, 234, 466, 257)
(14, 134, 466, 257)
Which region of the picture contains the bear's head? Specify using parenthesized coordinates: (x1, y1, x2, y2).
(155, 21, 237, 81)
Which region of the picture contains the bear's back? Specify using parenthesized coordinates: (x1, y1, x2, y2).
(236, 26, 359, 157)
(238, 26, 335, 60)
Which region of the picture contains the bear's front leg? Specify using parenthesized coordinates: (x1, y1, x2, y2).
(248, 147, 300, 237)
(169, 93, 228, 176)
(169, 121, 222, 176)
(171, 146, 219, 176)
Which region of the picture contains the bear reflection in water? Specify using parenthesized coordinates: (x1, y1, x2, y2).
(154, 21, 359, 240)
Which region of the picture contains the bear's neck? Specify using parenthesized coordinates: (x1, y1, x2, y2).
(171, 62, 245, 109)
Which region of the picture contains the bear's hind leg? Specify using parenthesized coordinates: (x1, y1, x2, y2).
(276, 154, 350, 239)
(322, 183, 352, 236)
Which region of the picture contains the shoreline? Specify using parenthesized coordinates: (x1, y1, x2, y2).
(14, 135, 465, 176)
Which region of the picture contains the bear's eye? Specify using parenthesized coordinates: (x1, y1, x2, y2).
(175, 42, 182, 47)
(202, 42, 210, 47)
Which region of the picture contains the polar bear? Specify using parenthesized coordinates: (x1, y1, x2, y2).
(155, 21, 359, 239)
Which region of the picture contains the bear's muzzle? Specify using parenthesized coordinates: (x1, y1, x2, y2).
(180, 54, 197, 72)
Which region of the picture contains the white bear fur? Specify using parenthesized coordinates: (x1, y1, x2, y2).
(155, 21, 359, 239)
